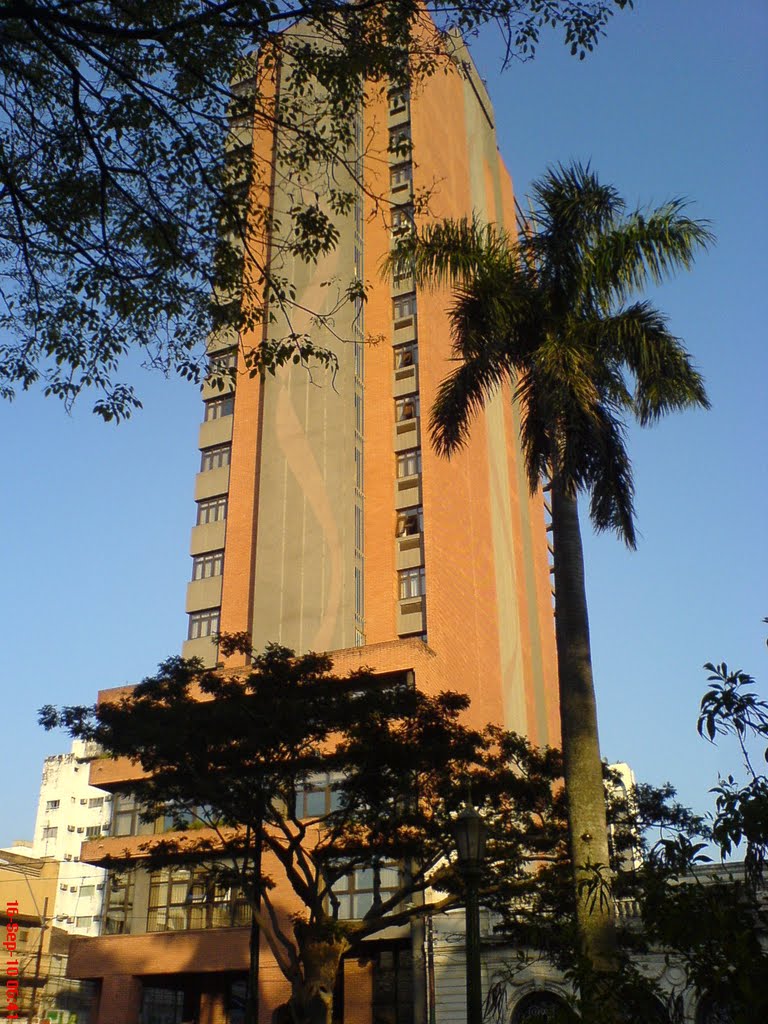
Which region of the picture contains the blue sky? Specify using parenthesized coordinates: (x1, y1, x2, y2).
(2, 0, 766, 847)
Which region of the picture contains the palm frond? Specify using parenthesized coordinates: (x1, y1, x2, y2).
(582, 403, 637, 547)
(384, 216, 514, 291)
(586, 200, 714, 304)
(529, 162, 625, 245)
(514, 367, 554, 493)
(430, 344, 512, 457)
(585, 302, 711, 424)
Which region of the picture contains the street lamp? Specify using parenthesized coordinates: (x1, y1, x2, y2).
(450, 805, 487, 1024)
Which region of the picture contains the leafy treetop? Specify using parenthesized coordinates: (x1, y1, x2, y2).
(39, 643, 565, 1024)
(0, 1, 633, 419)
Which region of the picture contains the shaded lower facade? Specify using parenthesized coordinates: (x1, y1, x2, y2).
(67, 907, 744, 1024)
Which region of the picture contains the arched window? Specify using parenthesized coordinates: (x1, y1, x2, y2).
(510, 992, 577, 1024)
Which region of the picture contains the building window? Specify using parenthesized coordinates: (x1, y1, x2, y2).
(396, 449, 421, 479)
(85, 825, 101, 839)
(388, 89, 409, 114)
(354, 565, 364, 621)
(398, 567, 425, 600)
(390, 164, 411, 191)
(104, 870, 135, 935)
(207, 348, 237, 374)
(141, 987, 186, 1024)
(204, 395, 235, 421)
(192, 550, 224, 581)
(110, 792, 156, 838)
(391, 205, 414, 237)
(196, 495, 227, 525)
(200, 444, 231, 472)
(41, 826, 58, 840)
(147, 866, 249, 932)
(295, 773, 343, 820)
(395, 396, 419, 422)
(188, 608, 220, 640)
(112, 794, 139, 837)
(511, 992, 579, 1024)
(356, 501, 364, 552)
(79, 885, 95, 898)
(393, 293, 416, 323)
(388, 126, 411, 156)
(394, 343, 417, 369)
(75, 916, 92, 929)
(88, 797, 104, 808)
(396, 507, 423, 537)
(332, 862, 400, 921)
(46, 799, 60, 811)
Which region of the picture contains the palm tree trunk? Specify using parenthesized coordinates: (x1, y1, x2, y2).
(550, 475, 617, 977)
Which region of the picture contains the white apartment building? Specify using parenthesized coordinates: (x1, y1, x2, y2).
(31, 740, 111, 936)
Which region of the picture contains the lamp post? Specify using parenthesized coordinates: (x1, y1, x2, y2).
(450, 805, 487, 1024)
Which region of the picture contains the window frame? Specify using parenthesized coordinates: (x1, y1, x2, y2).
(188, 608, 220, 640)
(396, 449, 422, 479)
(200, 444, 231, 472)
(392, 293, 416, 324)
(146, 866, 249, 933)
(398, 566, 426, 600)
(390, 163, 412, 191)
(191, 550, 224, 581)
(204, 395, 235, 421)
(196, 495, 228, 525)
(396, 507, 423, 537)
(331, 861, 401, 921)
(395, 395, 419, 422)
(394, 343, 417, 369)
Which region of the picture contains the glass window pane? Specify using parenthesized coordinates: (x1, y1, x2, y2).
(354, 891, 375, 919)
(335, 894, 352, 920)
(378, 866, 400, 889)
(304, 789, 326, 817)
(356, 868, 374, 889)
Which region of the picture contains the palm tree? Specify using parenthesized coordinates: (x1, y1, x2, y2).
(388, 163, 712, 984)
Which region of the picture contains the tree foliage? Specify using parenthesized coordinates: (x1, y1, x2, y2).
(0, 0, 632, 419)
(40, 642, 565, 1024)
(698, 646, 768, 884)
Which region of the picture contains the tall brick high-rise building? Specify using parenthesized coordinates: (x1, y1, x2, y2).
(68, 32, 559, 1024)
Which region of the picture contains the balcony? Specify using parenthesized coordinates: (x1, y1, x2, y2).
(194, 466, 230, 501)
(185, 576, 223, 614)
(397, 596, 425, 635)
(190, 520, 226, 556)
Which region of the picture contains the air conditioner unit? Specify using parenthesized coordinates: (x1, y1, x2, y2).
(104, 796, 112, 803)
(64, 854, 72, 862)
(74, 857, 80, 862)
(102, 823, 110, 831)
(59, 884, 68, 891)
(96, 884, 105, 891)
(70, 886, 77, 892)
(77, 827, 84, 833)
(80, 798, 87, 805)
(67, 826, 75, 832)
(56, 915, 66, 922)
